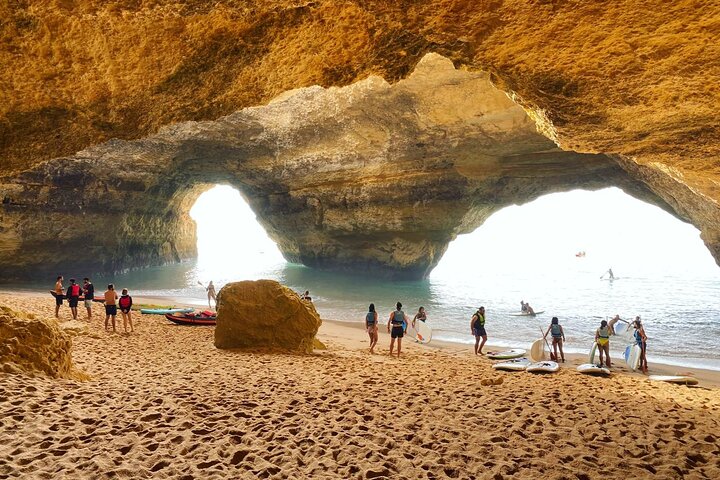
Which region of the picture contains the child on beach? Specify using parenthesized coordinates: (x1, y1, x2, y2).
(82, 278, 94, 320)
(633, 316, 648, 373)
(543, 317, 566, 362)
(118, 288, 134, 334)
(54, 275, 64, 318)
(104, 284, 118, 332)
(387, 302, 407, 357)
(595, 320, 611, 368)
(471, 306, 487, 355)
(65, 278, 82, 320)
(365, 303, 378, 353)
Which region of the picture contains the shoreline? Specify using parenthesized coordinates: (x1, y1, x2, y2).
(5, 289, 719, 387)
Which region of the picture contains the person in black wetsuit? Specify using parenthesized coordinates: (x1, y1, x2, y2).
(82, 278, 94, 320)
(387, 302, 408, 358)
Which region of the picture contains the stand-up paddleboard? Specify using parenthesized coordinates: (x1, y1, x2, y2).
(530, 339, 546, 361)
(510, 311, 545, 317)
(624, 344, 641, 371)
(487, 349, 526, 360)
(648, 375, 698, 385)
(412, 321, 432, 344)
(526, 361, 560, 373)
(588, 342, 598, 364)
(492, 358, 530, 371)
(140, 307, 194, 315)
(577, 363, 611, 376)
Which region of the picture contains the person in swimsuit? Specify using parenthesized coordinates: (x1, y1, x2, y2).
(471, 306, 487, 355)
(118, 288, 134, 334)
(520, 301, 527, 313)
(387, 302, 407, 357)
(82, 278, 94, 320)
(633, 316, 648, 373)
(595, 320, 612, 368)
(206, 281, 217, 309)
(365, 303, 378, 353)
(65, 278, 82, 320)
(104, 284, 118, 332)
(53, 275, 64, 318)
(411, 306, 427, 342)
(544, 316, 566, 362)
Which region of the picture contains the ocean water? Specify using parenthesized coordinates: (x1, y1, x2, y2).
(9, 186, 720, 370)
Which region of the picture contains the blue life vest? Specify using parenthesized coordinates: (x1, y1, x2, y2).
(391, 310, 404, 326)
(366, 312, 376, 327)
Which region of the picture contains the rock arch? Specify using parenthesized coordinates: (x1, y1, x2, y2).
(1, 54, 696, 280)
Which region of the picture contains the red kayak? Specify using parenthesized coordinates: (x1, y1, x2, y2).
(50, 291, 105, 302)
(164, 311, 217, 326)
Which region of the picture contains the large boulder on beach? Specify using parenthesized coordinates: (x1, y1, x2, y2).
(0, 305, 87, 380)
(214, 280, 322, 353)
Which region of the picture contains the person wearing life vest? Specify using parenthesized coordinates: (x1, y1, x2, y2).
(543, 316, 566, 362)
(595, 320, 612, 368)
(82, 277, 95, 320)
(119, 288, 134, 334)
(104, 284, 119, 332)
(365, 303, 378, 354)
(53, 275, 64, 318)
(387, 302, 408, 357)
(471, 306, 487, 355)
(65, 278, 82, 320)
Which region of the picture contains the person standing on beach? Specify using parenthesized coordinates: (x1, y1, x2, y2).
(595, 320, 612, 368)
(387, 302, 407, 357)
(365, 303, 378, 353)
(82, 278, 94, 320)
(543, 317, 566, 362)
(411, 306, 427, 342)
(104, 284, 118, 332)
(206, 281, 217, 309)
(65, 278, 82, 320)
(471, 306, 487, 355)
(118, 288, 134, 334)
(53, 275, 64, 318)
(633, 316, 648, 373)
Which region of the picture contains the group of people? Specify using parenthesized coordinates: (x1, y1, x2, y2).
(520, 301, 536, 315)
(363, 301, 650, 372)
(53, 275, 134, 334)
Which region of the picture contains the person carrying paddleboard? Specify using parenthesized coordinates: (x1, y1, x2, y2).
(633, 316, 648, 374)
(595, 320, 612, 368)
(543, 317, 566, 362)
(471, 306, 487, 355)
(411, 307, 427, 343)
(365, 303, 379, 354)
(387, 302, 408, 358)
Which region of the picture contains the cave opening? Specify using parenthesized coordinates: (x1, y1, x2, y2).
(188, 185, 285, 285)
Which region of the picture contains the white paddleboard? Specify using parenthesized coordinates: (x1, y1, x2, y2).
(526, 361, 560, 373)
(648, 375, 698, 385)
(412, 320, 432, 344)
(530, 339, 545, 362)
(624, 344, 641, 371)
(588, 343, 598, 364)
(577, 363, 611, 376)
(510, 310, 545, 317)
(492, 358, 530, 371)
(487, 349, 526, 360)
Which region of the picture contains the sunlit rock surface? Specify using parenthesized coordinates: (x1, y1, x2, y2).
(0, 55, 673, 279)
(214, 280, 321, 353)
(0, 305, 86, 380)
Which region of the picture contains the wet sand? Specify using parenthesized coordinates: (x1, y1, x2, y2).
(1, 292, 720, 479)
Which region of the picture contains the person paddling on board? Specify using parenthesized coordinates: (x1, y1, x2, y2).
(119, 288, 134, 334)
(387, 302, 408, 357)
(53, 275, 64, 318)
(82, 277, 94, 320)
(206, 281, 217, 309)
(65, 278, 82, 320)
(525, 303, 536, 316)
(543, 317, 566, 362)
(365, 303, 378, 354)
(471, 306, 487, 355)
(633, 316, 648, 374)
(520, 301, 527, 313)
(601, 268, 615, 280)
(411, 306, 427, 343)
(104, 284, 119, 332)
(595, 320, 612, 368)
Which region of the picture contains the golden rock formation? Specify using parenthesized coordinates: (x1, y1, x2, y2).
(0, 305, 86, 380)
(214, 280, 322, 353)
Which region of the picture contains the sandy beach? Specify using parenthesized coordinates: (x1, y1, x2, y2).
(1, 292, 720, 479)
